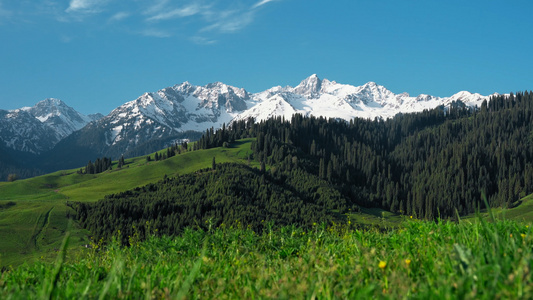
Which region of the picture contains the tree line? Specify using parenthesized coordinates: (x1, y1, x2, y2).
(196, 91, 533, 219)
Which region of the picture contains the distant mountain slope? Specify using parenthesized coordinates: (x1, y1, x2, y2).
(1, 75, 500, 174)
(45, 81, 252, 163)
(0, 142, 42, 181)
(99, 81, 250, 150)
(0, 98, 101, 154)
(49, 75, 496, 163)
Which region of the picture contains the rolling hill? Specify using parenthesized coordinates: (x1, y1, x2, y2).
(0, 139, 257, 266)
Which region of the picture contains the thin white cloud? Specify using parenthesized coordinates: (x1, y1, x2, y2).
(191, 36, 217, 45)
(0, 1, 12, 19)
(1, 0, 283, 43)
(146, 4, 203, 22)
(109, 11, 130, 22)
(201, 10, 254, 33)
(60, 35, 74, 43)
(144, 0, 170, 15)
(66, 0, 110, 14)
(252, 0, 278, 9)
(140, 28, 172, 38)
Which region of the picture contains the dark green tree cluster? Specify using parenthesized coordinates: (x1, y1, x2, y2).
(122, 132, 202, 158)
(193, 120, 255, 150)
(78, 157, 113, 174)
(117, 155, 125, 168)
(73, 163, 338, 245)
(196, 92, 533, 219)
(149, 141, 189, 162)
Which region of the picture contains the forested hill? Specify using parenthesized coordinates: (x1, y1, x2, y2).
(195, 91, 533, 219)
(75, 91, 533, 241)
(74, 163, 344, 244)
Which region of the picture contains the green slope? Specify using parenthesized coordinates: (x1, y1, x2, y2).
(491, 194, 533, 222)
(0, 139, 256, 267)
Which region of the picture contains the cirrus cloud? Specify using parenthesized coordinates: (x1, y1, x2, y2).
(3, 0, 283, 43)
(66, 0, 111, 14)
(0, 1, 12, 19)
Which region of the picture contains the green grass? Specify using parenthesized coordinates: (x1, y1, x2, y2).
(462, 194, 533, 223)
(347, 207, 404, 228)
(1, 217, 532, 299)
(492, 194, 533, 222)
(0, 139, 257, 267)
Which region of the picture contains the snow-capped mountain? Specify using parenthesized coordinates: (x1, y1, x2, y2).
(1, 75, 498, 171)
(25, 98, 101, 138)
(79, 81, 253, 156)
(0, 99, 101, 153)
(52, 75, 497, 162)
(234, 74, 497, 122)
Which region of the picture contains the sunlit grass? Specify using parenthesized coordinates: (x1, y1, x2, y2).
(2, 217, 532, 299)
(0, 139, 256, 267)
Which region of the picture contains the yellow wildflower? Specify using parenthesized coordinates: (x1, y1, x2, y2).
(405, 259, 411, 266)
(379, 261, 387, 269)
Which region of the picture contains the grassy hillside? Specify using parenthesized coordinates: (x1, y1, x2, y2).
(0, 139, 256, 267)
(2, 134, 532, 268)
(491, 193, 533, 222)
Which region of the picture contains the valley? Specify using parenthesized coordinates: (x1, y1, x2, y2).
(1, 92, 533, 298)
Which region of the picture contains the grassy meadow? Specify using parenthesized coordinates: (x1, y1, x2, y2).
(2, 137, 533, 298)
(1, 215, 532, 299)
(0, 139, 257, 267)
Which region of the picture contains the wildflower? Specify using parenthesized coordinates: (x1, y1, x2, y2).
(379, 261, 387, 269)
(405, 259, 411, 266)
(510, 234, 513, 238)
(410, 216, 413, 219)
(521, 233, 526, 239)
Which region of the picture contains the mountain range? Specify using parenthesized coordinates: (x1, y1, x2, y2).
(0, 98, 102, 154)
(0, 75, 498, 177)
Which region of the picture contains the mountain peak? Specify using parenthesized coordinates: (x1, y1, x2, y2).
(294, 74, 323, 95)
(32, 98, 69, 112)
(38, 98, 65, 106)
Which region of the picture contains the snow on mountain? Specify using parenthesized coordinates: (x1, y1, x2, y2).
(28, 98, 97, 138)
(234, 75, 497, 122)
(0, 109, 57, 154)
(0, 74, 498, 158)
(0, 99, 100, 153)
(96, 74, 497, 154)
(95, 81, 253, 153)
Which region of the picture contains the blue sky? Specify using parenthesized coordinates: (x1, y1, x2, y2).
(1, 0, 532, 114)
